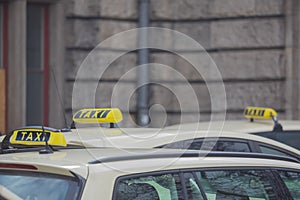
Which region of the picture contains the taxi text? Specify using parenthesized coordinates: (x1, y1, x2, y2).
(73, 110, 111, 119)
(15, 131, 50, 142)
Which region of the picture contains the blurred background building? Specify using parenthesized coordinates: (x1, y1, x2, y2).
(0, 0, 299, 132)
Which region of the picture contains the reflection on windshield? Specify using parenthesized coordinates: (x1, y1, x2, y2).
(0, 184, 22, 200)
(0, 171, 80, 200)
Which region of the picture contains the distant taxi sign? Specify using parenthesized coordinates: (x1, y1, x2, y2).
(244, 106, 277, 120)
(10, 128, 67, 147)
(73, 108, 123, 124)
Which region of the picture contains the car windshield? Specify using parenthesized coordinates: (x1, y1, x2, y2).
(0, 170, 81, 200)
(254, 131, 300, 150)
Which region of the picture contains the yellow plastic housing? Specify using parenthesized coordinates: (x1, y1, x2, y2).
(73, 108, 123, 124)
(244, 106, 277, 120)
(10, 128, 67, 147)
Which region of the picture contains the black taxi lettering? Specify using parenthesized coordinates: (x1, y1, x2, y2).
(245, 108, 265, 117)
(74, 110, 111, 119)
(74, 111, 83, 119)
(16, 131, 50, 142)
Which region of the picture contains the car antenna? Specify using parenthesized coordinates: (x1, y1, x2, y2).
(271, 115, 283, 132)
(39, 126, 53, 154)
(51, 68, 70, 132)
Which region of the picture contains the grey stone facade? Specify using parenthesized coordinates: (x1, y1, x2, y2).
(64, 0, 299, 127)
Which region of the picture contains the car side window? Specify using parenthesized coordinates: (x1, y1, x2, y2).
(278, 171, 300, 200)
(114, 168, 300, 200)
(259, 145, 293, 157)
(161, 138, 251, 152)
(213, 141, 250, 152)
(193, 169, 278, 200)
(115, 173, 184, 200)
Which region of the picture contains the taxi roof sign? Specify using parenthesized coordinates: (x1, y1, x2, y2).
(73, 108, 123, 124)
(9, 127, 67, 147)
(244, 106, 277, 120)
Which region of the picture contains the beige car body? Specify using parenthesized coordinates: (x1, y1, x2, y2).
(1, 147, 300, 199)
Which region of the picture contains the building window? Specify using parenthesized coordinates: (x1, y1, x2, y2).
(26, 4, 49, 126)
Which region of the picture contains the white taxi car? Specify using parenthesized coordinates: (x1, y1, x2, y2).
(166, 106, 300, 150)
(0, 129, 300, 200)
(56, 108, 300, 161)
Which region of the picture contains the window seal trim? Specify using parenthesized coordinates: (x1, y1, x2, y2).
(179, 171, 189, 200)
(270, 169, 294, 199)
(191, 171, 208, 200)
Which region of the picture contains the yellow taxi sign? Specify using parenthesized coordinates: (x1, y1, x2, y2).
(10, 128, 67, 147)
(244, 106, 277, 120)
(73, 108, 123, 124)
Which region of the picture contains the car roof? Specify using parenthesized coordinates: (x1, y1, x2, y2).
(0, 148, 175, 178)
(1, 147, 300, 179)
(64, 126, 300, 155)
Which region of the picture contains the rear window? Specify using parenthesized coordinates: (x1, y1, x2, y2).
(254, 131, 300, 150)
(0, 170, 81, 200)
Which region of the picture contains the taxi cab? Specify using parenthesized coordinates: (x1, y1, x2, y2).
(0, 129, 300, 200)
(166, 106, 300, 150)
(55, 108, 300, 161)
